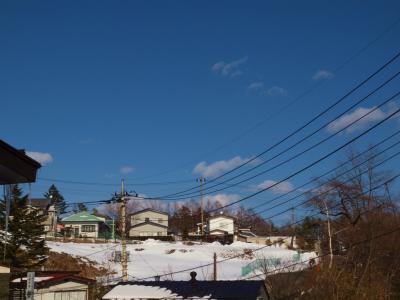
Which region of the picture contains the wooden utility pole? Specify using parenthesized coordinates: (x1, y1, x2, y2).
(197, 177, 206, 237)
(120, 180, 128, 281)
(290, 206, 295, 249)
(322, 199, 333, 269)
(213, 252, 217, 281)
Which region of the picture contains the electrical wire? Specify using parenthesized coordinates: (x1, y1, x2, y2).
(159, 75, 400, 200)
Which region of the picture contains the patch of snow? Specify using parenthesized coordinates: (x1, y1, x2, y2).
(47, 241, 317, 281)
(102, 284, 177, 299)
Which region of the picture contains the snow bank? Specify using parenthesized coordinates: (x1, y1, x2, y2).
(47, 241, 317, 281)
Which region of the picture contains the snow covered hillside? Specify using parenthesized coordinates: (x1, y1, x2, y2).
(48, 240, 317, 281)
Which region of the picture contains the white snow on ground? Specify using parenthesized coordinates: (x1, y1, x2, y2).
(48, 240, 317, 281)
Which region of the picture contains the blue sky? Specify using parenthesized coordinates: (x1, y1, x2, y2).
(2, 1, 400, 223)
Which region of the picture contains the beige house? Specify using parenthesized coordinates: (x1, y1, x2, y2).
(30, 198, 57, 236)
(129, 208, 168, 238)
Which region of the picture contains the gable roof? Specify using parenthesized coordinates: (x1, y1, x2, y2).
(103, 280, 266, 300)
(30, 198, 51, 210)
(130, 221, 168, 229)
(130, 208, 169, 217)
(209, 214, 236, 221)
(61, 211, 105, 223)
(11, 272, 95, 289)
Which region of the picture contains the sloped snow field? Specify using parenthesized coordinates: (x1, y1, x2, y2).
(48, 240, 317, 281)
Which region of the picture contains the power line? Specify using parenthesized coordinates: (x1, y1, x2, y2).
(160, 73, 400, 200)
(37, 177, 194, 187)
(135, 174, 398, 281)
(154, 51, 400, 200)
(252, 130, 400, 213)
(128, 17, 400, 182)
(62, 104, 400, 210)
(206, 105, 400, 214)
(244, 225, 400, 280)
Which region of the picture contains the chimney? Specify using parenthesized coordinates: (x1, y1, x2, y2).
(154, 275, 160, 282)
(189, 271, 197, 288)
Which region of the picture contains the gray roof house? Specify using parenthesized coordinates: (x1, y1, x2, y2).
(129, 208, 169, 238)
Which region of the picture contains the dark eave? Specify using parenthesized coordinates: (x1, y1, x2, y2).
(0, 140, 41, 184)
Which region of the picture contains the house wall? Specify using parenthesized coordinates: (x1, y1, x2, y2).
(33, 281, 89, 300)
(0, 266, 10, 300)
(63, 222, 100, 238)
(209, 216, 234, 235)
(130, 211, 168, 227)
(129, 223, 168, 237)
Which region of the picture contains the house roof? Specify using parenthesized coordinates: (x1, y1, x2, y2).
(0, 139, 41, 184)
(130, 221, 168, 229)
(30, 198, 51, 210)
(209, 214, 236, 221)
(11, 271, 95, 288)
(130, 208, 169, 217)
(103, 280, 266, 299)
(61, 211, 105, 223)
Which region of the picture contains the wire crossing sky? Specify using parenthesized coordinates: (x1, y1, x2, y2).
(2, 1, 400, 224)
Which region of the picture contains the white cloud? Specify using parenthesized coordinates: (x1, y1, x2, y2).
(120, 166, 135, 174)
(266, 86, 288, 96)
(255, 180, 294, 194)
(313, 69, 334, 80)
(212, 56, 248, 77)
(26, 151, 53, 166)
(204, 193, 241, 206)
(230, 70, 243, 78)
(248, 81, 264, 91)
(193, 156, 256, 178)
(327, 106, 388, 134)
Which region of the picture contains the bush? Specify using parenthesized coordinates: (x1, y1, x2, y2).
(165, 249, 176, 254)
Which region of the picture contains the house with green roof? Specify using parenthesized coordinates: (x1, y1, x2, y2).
(61, 211, 111, 239)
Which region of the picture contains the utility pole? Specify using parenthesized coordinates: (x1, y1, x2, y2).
(213, 252, 217, 281)
(290, 206, 295, 249)
(322, 199, 333, 269)
(120, 179, 128, 282)
(3, 185, 11, 263)
(196, 177, 206, 238)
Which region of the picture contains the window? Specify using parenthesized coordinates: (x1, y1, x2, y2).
(158, 218, 163, 223)
(145, 217, 150, 222)
(81, 225, 95, 232)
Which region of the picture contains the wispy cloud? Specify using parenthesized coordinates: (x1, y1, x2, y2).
(266, 86, 288, 96)
(255, 180, 294, 194)
(79, 138, 95, 145)
(248, 81, 264, 91)
(212, 56, 248, 77)
(313, 69, 334, 80)
(193, 156, 258, 178)
(326, 104, 398, 134)
(26, 151, 53, 166)
(120, 166, 135, 174)
(204, 193, 241, 206)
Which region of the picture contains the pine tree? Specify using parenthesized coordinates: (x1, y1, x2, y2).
(0, 185, 48, 269)
(44, 184, 66, 215)
(73, 202, 88, 213)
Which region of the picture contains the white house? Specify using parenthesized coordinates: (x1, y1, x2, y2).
(207, 215, 235, 236)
